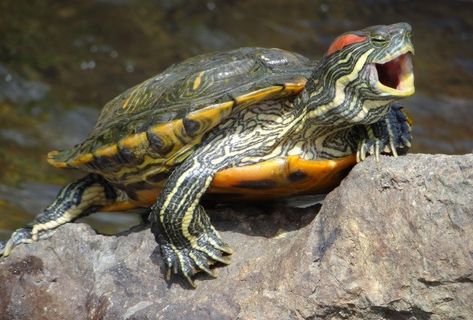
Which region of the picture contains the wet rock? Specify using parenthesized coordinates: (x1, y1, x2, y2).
(0, 153, 472, 319)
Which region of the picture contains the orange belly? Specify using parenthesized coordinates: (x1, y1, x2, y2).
(101, 155, 356, 211)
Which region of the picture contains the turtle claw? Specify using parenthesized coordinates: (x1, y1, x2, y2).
(0, 227, 57, 258)
(356, 105, 412, 162)
(160, 231, 232, 287)
(0, 227, 34, 257)
(183, 272, 197, 289)
(357, 135, 394, 163)
(401, 135, 412, 148)
(189, 252, 218, 278)
(2, 239, 14, 257)
(374, 140, 380, 162)
(390, 139, 398, 157)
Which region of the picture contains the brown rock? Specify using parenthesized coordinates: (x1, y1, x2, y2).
(1, 154, 472, 319)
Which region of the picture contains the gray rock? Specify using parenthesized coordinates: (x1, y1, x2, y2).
(0, 153, 472, 320)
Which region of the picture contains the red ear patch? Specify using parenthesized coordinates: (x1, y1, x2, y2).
(326, 34, 367, 56)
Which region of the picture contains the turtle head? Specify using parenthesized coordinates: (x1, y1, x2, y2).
(301, 23, 415, 125)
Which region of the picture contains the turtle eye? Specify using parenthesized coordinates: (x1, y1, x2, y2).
(371, 34, 387, 46)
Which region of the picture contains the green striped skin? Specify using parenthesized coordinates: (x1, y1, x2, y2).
(1, 174, 119, 256)
(298, 23, 414, 126)
(1, 23, 415, 287)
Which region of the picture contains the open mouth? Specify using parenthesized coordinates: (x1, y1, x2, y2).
(368, 51, 415, 97)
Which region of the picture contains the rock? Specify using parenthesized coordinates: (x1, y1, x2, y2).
(1, 153, 472, 320)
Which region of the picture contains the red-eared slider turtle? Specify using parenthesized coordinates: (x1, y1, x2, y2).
(1, 23, 414, 286)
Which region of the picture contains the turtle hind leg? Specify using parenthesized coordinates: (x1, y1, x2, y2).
(0, 173, 118, 257)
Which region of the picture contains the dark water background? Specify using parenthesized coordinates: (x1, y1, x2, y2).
(1, 0, 472, 240)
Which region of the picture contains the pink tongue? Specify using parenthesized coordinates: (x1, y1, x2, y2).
(377, 57, 401, 89)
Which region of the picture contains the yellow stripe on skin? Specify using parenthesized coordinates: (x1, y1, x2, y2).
(308, 49, 374, 119)
(122, 94, 132, 110)
(122, 86, 139, 110)
(180, 176, 213, 247)
(160, 180, 186, 225)
(122, 81, 148, 111)
(351, 99, 389, 123)
(31, 185, 110, 240)
(193, 71, 204, 90)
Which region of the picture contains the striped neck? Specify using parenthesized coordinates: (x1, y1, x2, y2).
(295, 46, 393, 127)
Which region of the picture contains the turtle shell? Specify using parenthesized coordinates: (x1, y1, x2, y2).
(48, 48, 315, 180)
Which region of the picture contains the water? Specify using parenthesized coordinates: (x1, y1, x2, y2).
(1, 0, 472, 239)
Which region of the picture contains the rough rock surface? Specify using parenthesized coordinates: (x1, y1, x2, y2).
(0, 153, 472, 320)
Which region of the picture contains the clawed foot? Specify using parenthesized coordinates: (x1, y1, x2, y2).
(0, 227, 34, 257)
(159, 229, 233, 288)
(357, 105, 412, 162)
(0, 227, 54, 257)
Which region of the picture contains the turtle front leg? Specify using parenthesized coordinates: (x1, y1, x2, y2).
(356, 104, 412, 162)
(150, 158, 232, 287)
(0, 174, 117, 257)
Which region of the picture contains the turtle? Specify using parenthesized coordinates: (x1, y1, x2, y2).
(0, 23, 415, 287)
